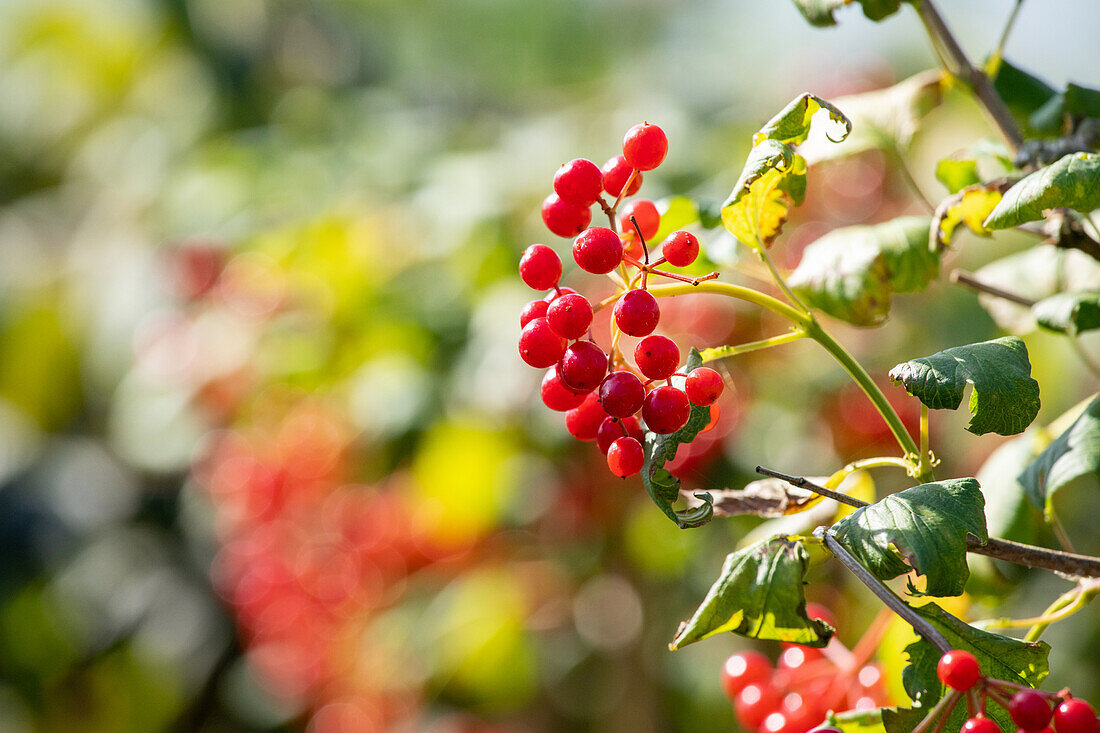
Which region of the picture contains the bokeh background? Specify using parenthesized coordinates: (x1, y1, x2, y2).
(2, 1, 1100, 731)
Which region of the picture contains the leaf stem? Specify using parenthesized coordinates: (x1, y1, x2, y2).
(825, 456, 916, 490)
(756, 467, 868, 509)
(992, 0, 1026, 62)
(918, 403, 931, 479)
(950, 269, 1036, 306)
(698, 330, 807, 362)
(1024, 580, 1100, 641)
(756, 244, 811, 314)
(593, 280, 812, 326)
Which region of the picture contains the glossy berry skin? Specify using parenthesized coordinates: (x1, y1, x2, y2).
(622, 122, 668, 171)
(1009, 690, 1052, 731)
(553, 158, 603, 205)
(601, 154, 642, 197)
(778, 644, 823, 671)
(598, 370, 646, 418)
(619, 199, 660, 241)
(519, 317, 566, 368)
(565, 392, 607, 441)
(613, 288, 660, 337)
(597, 416, 642, 454)
(1054, 699, 1098, 733)
(519, 244, 562, 290)
(661, 230, 700, 267)
(573, 226, 624, 274)
(961, 716, 1001, 733)
(520, 299, 549, 328)
(720, 651, 771, 701)
(735, 683, 782, 732)
(634, 334, 680, 380)
(542, 193, 591, 237)
(642, 386, 690, 434)
(541, 368, 585, 411)
(685, 367, 724, 406)
(606, 436, 644, 477)
(558, 341, 608, 393)
(937, 650, 981, 692)
(544, 286, 577, 303)
(547, 293, 593, 339)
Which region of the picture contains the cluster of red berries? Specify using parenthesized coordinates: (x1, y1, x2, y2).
(719, 605, 889, 733)
(518, 124, 725, 477)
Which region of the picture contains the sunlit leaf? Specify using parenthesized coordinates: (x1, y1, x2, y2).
(930, 180, 1009, 251)
(1019, 394, 1100, 520)
(788, 0, 903, 27)
(707, 476, 823, 518)
(754, 93, 852, 147)
(721, 140, 805, 249)
(984, 152, 1100, 229)
(934, 158, 980, 194)
(1032, 291, 1100, 335)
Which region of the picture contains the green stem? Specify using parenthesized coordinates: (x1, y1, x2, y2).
(1024, 581, 1099, 641)
(698, 330, 807, 362)
(599, 281, 813, 327)
(825, 456, 915, 489)
(756, 243, 811, 314)
(918, 403, 930, 479)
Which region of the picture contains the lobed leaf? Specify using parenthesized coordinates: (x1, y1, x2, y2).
(984, 152, 1100, 230)
(669, 536, 834, 649)
(930, 179, 1010, 251)
(789, 0, 903, 27)
(828, 478, 987, 597)
(888, 337, 1041, 436)
(1032, 291, 1100, 335)
(1019, 394, 1100, 520)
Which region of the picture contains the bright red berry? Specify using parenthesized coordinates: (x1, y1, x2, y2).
(601, 154, 642, 197)
(619, 199, 660, 241)
(597, 416, 642, 453)
(780, 692, 825, 732)
(553, 158, 604, 206)
(546, 293, 593, 340)
(622, 122, 668, 171)
(778, 644, 823, 671)
(721, 651, 772, 701)
(685, 367, 724, 406)
(519, 317, 566, 368)
(607, 436, 644, 477)
(735, 683, 782, 732)
(573, 226, 624, 274)
(558, 341, 608, 393)
(1054, 699, 1098, 733)
(519, 244, 562, 290)
(937, 650, 981, 692)
(642, 385, 690, 434)
(599, 370, 645, 418)
(634, 335, 680, 380)
(520, 299, 549, 328)
(542, 193, 591, 237)
(1009, 690, 1052, 732)
(541, 368, 585, 412)
(961, 715, 1002, 733)
(565, 392, 607, 441)
(613, 288, 660, 337)
(661, 230, 700, 267)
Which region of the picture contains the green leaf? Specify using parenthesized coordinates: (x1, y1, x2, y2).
(1019, 395, 1100, 519)
(652, 196, 700, 244)
(1033, 291, 1100, 335)
(828, 478, 987, 596)
(934, 158, 980, 193)
(641, 348, 714, 528)
(754, 93, 852, 147)
(984, 152, 1100, 229)
(669, 536, 834, 649)
(788, 216, 938, 326)
(789, 0, 902, 27)
(930, 179, 1010, 251)
(991, 60, 1059, 137)
(721, 139, 807, 249)
(888, 337, 1041, 436)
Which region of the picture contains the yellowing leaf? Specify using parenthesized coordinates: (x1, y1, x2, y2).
(721, 141, 807, 249)
(931, 180, 1010, 251)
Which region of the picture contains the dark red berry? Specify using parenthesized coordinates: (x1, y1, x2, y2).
(634, 335, 680, 380)
(565, 392, 607, 441)
(661, 230, 699, 267)
(622, 122, 668, 171)
(597, 416, 643, 453)
(573, 226, 624, 274)
(546, 293, 593, 340)
(1054, 699, 1098, 733)
(541, 368, 585, 412)
(685, 367, 724, 406)
(606, 436, 644, 477)
(544, 286, 577, 303)
(1009, 690, 1052, 731)
(601, 154, 642, 197)
(937, 650, 981, 691)
(553, 158, 603, 206)
(721, 651, 772, 701)
(735, 683, 781, 732)
(642, 385, 690, 434)
(961, 715, 1001, 733)
(520, 299, 549, 328)
(619, 199, 659, 241)
(558, 341, 608, 393)
(542, 193, 591, 237)
(519, 243, 562, 290)
(519, 317, 566, 368)
(613, 288, 660, 337)
(598, 370, 645, 417)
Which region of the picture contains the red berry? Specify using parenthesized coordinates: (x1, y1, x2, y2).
(558, 341, 608, 393)
(519, 317, 566, 368)
(778, 644, 823, 671)
(1009, 690, 1052, 732)
(520, 299, 549, 328)
(1054, 699, 1098, 733)
(937, 650, 981, 692)
(735, 683, 781, 732)
(642, 386, 690, 434)
(721, 651, 772, 701)
(613, 288, 660, 337)
(634, 335, 680, 380)
(701, 403, 721, 433)
(619, 199, 660, 241)
(541, 368, 585, 412)
(622, 122, 668, 171)
(597, 416, 643, 453)
(601, 154, 642, 197)
(573, 226, 624, 274)
(544, 286, 577, 303)
(684, 367, 724, 406)
(761, 711, 799, 733)
(781, 692, 825, 732)
(565, 392, 607, 441)
(661, 230, 700, 267)
(519, 243, 562, 290)
(599, 370, 645, 417)
(805, 602, 837, 629)
(546, 293, 593, 340)
(607, 436, 644, 477)
(553, 158, 604, 206)
(962, 715, 1002, 733)
(542, 193, 591, 237)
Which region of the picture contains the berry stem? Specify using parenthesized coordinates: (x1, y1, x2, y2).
(697, 329, 808, 363)
(597, 195, 618, 232)
(629, 215, 651, 264)
(610, 169, 639, 212)
(912, 690, 963, 733)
